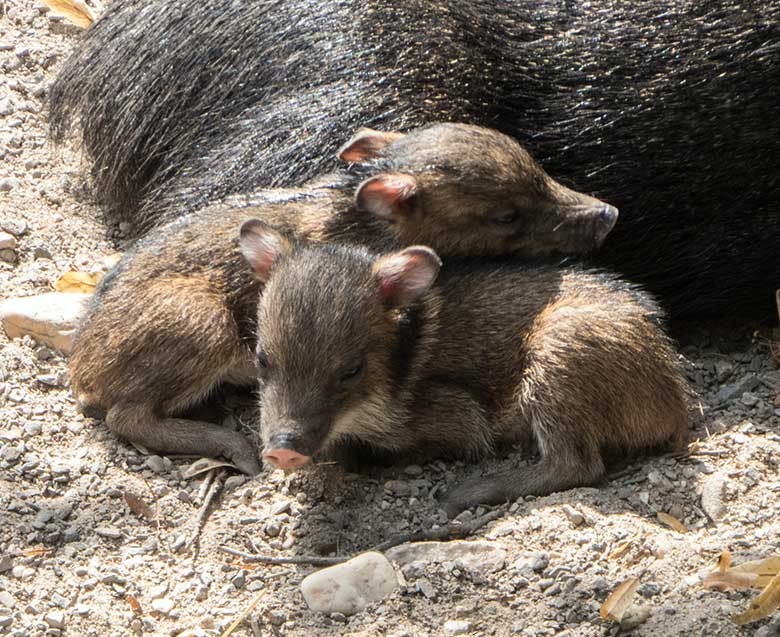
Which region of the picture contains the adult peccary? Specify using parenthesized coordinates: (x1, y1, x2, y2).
(70, 124, 616, 473)
(49, 0, 780, 319)
(239, 221, 689, 512)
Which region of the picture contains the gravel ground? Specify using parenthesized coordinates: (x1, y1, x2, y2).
(1, 3, 780, 636)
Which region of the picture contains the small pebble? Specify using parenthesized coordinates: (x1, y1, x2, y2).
(33, 245, 53, 260)
(561, 504, 585, 526)
(0, 232, 17, 250)
(151, 598, 174, 615)
(444, 620, 471, 636)
(416, 578, 436, 599)
(384, 479, 411, 497)
(270, 500, 291, 515)
(264, 521, 281, 537)
(0, 591, 15, 609)
(44, 611, 65, 629)
(0, 219, 28, 236)
(145, 455, 166, 474)
(0, 178, 21, 192)
(619, 607, 651, 630)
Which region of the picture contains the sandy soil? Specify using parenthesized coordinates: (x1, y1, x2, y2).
(1, 2, 779, 636)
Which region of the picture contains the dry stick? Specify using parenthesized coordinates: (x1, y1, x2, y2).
(220, 508, 505, 567)
(196, 469, 216, 504)
(189, 469, 226, 553)
(219, 589, 266, 637)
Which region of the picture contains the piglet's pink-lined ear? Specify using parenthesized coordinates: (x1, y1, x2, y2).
(372, 246, 441, 309)
(238, 219, 291, 282)
(337, 128, 405, 163)
(355, 173, 419, 221)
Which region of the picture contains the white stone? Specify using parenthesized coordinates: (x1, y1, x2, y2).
(151, 598, 175, 615)
(300, 551, 398, 615)
(386, 540, 507, 575)
(700, 473, 729, 522)
(444, 620, 472, 635)
(0, 293, 90, 353)
(0, 232, 16, 250)
(561, 504, 585, 526)
(149, 582, 169, 599)
(45, 611, 65, 629)
(0, 591, 15, 609)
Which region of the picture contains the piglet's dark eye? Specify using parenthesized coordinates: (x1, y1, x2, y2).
(340, 361, 364, 382)
(489, 210, 521, 225)
(257, 350, 270, 369)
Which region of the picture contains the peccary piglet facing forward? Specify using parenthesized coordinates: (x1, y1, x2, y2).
(70, 123, 616, 474)
(241, 222, 689, 512)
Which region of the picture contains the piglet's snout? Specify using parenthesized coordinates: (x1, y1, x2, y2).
(263, 447, 310, 470)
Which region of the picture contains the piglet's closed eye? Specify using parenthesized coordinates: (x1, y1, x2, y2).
(372, 246, 441, 309)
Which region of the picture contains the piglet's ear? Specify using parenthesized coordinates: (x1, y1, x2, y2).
(238, 219, 291, 282)
(337, 128, 405, 163)
(372, 246, 441, 309)
(355, 173, 419, 221)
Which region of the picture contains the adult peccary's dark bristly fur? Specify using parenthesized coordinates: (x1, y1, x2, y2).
(50, 0, 780, 318)
(241, 223, 689, 513)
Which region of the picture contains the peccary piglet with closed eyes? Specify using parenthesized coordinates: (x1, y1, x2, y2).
(69, 123, 617, 474)
(241, 221, 689, 513)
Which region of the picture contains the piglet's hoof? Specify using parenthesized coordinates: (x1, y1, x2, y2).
(220, 435, 261, 476)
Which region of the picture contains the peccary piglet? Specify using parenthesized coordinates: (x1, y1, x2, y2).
(240, 221, 689, 512)
(70, 123, 616, 473)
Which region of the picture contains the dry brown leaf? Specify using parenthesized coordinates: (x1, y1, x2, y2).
(183, 457, 237, 479)
(54, 271, 101, 293)
(22, 547, 53, 558)
(123, 491, 156, 522)
(704, 570, 759, 591)
(733, 556, 780, 586)
(43, 0, 96, 28)
(127, 595, 143, 615)
(608, 540, 634, 561)
(732, 571, 780, 625)
(599, 577, 640, 621)
(717, 550, 732, 573)
(705, 554, 780, 591)
(657, 512, 688, 533)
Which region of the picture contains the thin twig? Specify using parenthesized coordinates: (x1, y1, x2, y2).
(687, 449, 730, 457)
(196, 469, 216, 504)
(220, 508, 504, 567)
(189, 469, 225, 553)
(219, 590, 265, 637)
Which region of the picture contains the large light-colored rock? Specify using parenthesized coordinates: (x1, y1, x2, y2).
(300, 551, 398, 615)
(386, 540, 507, 575)
(1, 293, 90, 354)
